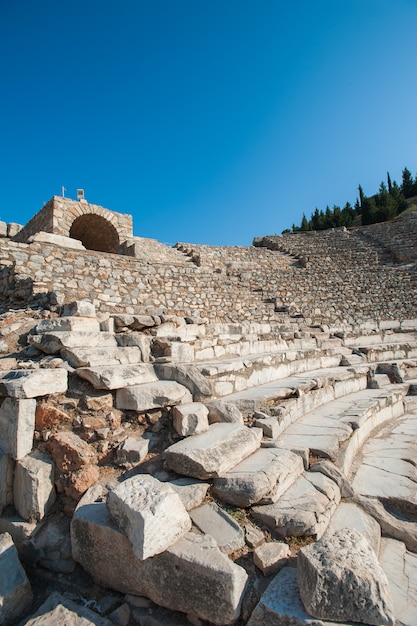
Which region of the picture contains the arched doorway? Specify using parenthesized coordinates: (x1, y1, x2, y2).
(69, 214, 120, 253)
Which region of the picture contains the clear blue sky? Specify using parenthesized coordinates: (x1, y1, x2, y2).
(1, 1, 416, 245)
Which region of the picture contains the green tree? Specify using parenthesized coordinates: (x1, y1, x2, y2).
(401, 167, 414, 198)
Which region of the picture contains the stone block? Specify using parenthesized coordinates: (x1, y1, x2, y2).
(0, 221, 7, 237)
(164, 423, 262, 480)
(28, 331, 117, 354)
(107, 475, 191, 560)
(253, 541, 290, 576)
(62, 300, 97, 318)
(172, 402, 209, 436)
(154, 363, 213, 401)
(190, 502, 245, 555)
(115, 332, 151, 361)
(327, 501, 381, 555)
(71, 502, 247, 625)
(62, 346, 143, 368)
(115, 436, 149, 468)
(0, 532, 33, 625)
(76, 363, 158, 390)
(28, 231, 86, 249)
(23, 591, 114, 625)
(244, 523, 265, 549)
(0, 397, 36, 460)
(116, 380, 192, 412)
(298, 528, 394, 625)
(254, 416, 280, 438)
(47, 431, 97, 472)
(0, 450, 14, 515)
(206, 400, 244, 424)
(0, 368, 68, 398)
(35, 317, 100, 333)
(168, 477, 210, 511)
(14, 450, 56, 522)
(35, 403, 71, 430)
(7, 222, 22, 237)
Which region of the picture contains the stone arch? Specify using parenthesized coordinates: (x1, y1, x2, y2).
(69, 214, 120, 253)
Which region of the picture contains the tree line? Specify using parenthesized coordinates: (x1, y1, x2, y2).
(287, 167, 417, 233)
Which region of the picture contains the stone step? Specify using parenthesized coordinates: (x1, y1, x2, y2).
(0, 368, 68, 399)
(358, 343, 417, 363)
(251, 470, 341, 540)
(76, 363, 158, 390)
(29, 331, 117, 354)
(34, 316, 101, 334)
(62, 346, 144, 368)
(344, 330, 417, 348)
(276, 384, 409, 472)
(163, 422, 262, 480)
(351, 410, 417, 510)
(379, 538, 417, 626)
(116, 380, 193, 412)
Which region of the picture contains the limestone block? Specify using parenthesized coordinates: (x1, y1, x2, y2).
(327, 501, 381, 555)
(35, 404, 71, 429)
(26, 517, 75, 574)
(206, 399, 244, 425)
(35, 316, 100, 333)
(168, 477, 210, 511)
(154, 363, 213, 401)
(62, 346, 143, 368)
(164, 423, 263, 480)
(14, 450, 56, 522)
(213, 447, 303, 507)
(310, 459, 354, 498)
(0, 516, 36, 549)
(244, 523, 265, 549)
(62, 300, 97, 318)
(77, 363, 158, 390)
(7, 222, 22, 237)
(71, 502, 248, 625)
(28, 331, 117, 354)
(115, 332, 151, 361)
(0, 221, 7, 237)
(0, 450, 14, 515)
(0, 368, 67, 398)
(47, 431, 97, 472)
(0, 532, 33, 625)
(65, 465, 100, 501)
(24, 591, 114, 626)
(116, 380, 192, 412)
(169, 341, 195, 362)
(298, 528, 394, 625)
(252, 472, 341, 540)
(253, 541, 290, 576)
(254, 416, 281, 438)
(189, 502, 245, 554)
(82, 391, 113, 411)
(28, 231, 86, 250)
(115, 436, 149, 467)
(379, 537, 417, 626)
(0, 397, 36, 459)
(172, 402, 209, 436)
(107, 475, 191, 560)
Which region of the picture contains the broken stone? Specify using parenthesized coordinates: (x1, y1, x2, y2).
(168, 477, 210, 511)
(189, 502, 245, 554)
(0, 532, 33, 625)
(71, 502, 247, 625)
(172, 402, 209, 436)
(0, 397, 36, 460)
(35, 316, 100, 333)
(164, 423, 262, 480)
(76, 363, 158, 390)
(35, 403, 70, 430)
(82, 390, 113, 412)
(116, 380, 192, 412)
(64, 465, 100, 501)
(62, 300, 97, 318)
(47, 431, 97, 472)
(213, 447, 303, 507)
(0, 368, 68, 398)
(23, 591, 114, 626)
(297, 528, 395, 625)
(107, 474, 191, 560)
(28, 331, 117, 354)
(244, 523, 265, 549)
(14, 450, 56, 522)
(253, 541, 290, 576)
(115, 333, 152, 361)
(205, 400, 244, 425)
(0, 450, 14, 515)
(254, 416, 281, 438)
(327, 501, 381, 555)
(154, 363, 213, 401)
(115, 436, 149, 468)
(62, 346, 143, 368)
(310, 459, 354, 498)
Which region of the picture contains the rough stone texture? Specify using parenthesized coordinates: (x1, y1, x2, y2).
(63, 300, 97, 318)
(116, 380, 193, 412)
(71, 502, 248, 624)
(65, 465, 100, 501)
(47, 431, 97, 472)
(35, 316, 100, 333)
(310, 460, 354, 498)
(172, 402, 209, 437)
(13, 450, 56, 521)
(212, 447, 303, 507)
(35, 403, 71, 429)
(189, 502, 245, 554)
(379, 538, 417, 626)
(168, 477, 210, 511)
(115, 436, 149, 468)
(164, 423, 263, 479)
(28, 231, 87, 250)
(28, 331, 117, 354)
(115, 332, 151, 361)
(76, 363, 158, 390)
(0, 532, 33, 625)
(107, 475, 191, 559)
(0, 368, 68, 398)
(0, 397, 36, 460)
(0, 450, 14, 515)
(297, 528, 395, 625)
(205, 400, 244, 425)
(327, 501, 381, 555)
(253, 541, 290, 576)
(62, 346, 143, 368)
(154, 363, 213, 401)
(23, 591, 114, 625)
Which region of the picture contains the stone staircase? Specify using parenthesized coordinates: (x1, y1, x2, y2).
(2, 301, 417, 624)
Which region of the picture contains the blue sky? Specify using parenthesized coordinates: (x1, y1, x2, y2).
(1, 1, 416, 245)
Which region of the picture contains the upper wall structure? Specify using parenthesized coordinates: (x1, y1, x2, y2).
(14, 196, 133, 254)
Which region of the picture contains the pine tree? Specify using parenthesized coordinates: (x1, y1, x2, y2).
(387, 172, 392, 193)
(401, 167, 414, 198)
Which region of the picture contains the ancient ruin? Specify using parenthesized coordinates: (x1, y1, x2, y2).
(1, 195, 417, 625)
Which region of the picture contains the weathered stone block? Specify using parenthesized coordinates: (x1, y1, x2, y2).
(0, 450, 14, 515)
(206, 399, 244, 424)
(14, 450, 56, 522)
(253, 541, 290, 576)
(115, 436, 149, 468)
(76, 363, 158, 390)
(107, 475, 191, 559)
(35, 316, 100, 333)
(0, 532, 33, 625)
(190, 502, 245, 554)
(0, 397, 36, 460)
(172, 402, 209, 436)
(116, 380, 192, 412)
(62, 300, 97, 318)
(0, 368, 68, 398)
